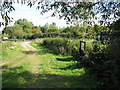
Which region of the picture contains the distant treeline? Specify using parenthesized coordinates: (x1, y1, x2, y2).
(2, 19, 111, 39)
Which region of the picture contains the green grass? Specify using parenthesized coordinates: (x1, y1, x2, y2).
(30, 42, 96, 88)
(2, 41, 24, 61)
(2, 41, 96, 88)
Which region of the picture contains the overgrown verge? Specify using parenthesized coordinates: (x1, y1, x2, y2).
(89, 40, 120, 88)
(41, 37, 120, 88)
(42, 38, 93, 61)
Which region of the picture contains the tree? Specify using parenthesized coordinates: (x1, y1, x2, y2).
(12, 24, 26, 38)
(40, 24, 49, 33)
(15, 19, 33, 33)
(2, 26, 13, 36)
(47, 22, 58, 32)
(62, 27, 71, 33)
(3, 24, 25, 38)
(94, 2, 120, 26)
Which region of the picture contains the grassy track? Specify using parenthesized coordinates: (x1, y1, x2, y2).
(2, 41, 96, 88)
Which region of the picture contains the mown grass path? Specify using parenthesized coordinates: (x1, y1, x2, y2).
(2, 41, 96, 88)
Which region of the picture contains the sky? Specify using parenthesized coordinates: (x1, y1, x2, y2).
(7, 3, 70, 28)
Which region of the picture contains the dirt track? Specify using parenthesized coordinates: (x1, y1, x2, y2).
(19, 41, 37, 51)
(2, 41, 40, 73)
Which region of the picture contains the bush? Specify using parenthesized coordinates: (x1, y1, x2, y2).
(32, 33, 43, 39)
(88, 40, 120, 88)
(42, 38, 96, 63)
(108, 38, 120, 88)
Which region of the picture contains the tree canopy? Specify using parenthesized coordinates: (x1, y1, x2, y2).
(15, 19, 33, 33)
(0, 0, 120, 27)
(2, 19, 34, 38)
(3, 24, 25, 38)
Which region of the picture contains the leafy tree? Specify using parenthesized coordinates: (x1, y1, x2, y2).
(94, 2, 120, 26)
(3, 24, 25, 38)
(15, 19, 33, 33)
(47, 22, 58, 32)
(94, 24, 100, 34)
(49, 22, 57, 29)
(62, 27, 71, 33)
(41, 24, 49, 33)
(2, 26, 13, 36)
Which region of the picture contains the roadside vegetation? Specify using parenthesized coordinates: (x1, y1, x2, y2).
(2, 17, 120, 89)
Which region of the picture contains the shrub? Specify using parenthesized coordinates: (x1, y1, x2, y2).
(43, 38, 86, 61)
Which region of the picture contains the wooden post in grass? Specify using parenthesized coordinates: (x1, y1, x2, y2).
(78, 40, 86, 67)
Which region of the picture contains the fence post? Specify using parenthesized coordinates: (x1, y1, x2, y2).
(77, 40, 86, 67)
(79, 41, 86, 57)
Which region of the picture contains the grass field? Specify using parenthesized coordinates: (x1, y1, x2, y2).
(2, 41, 96, 88)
